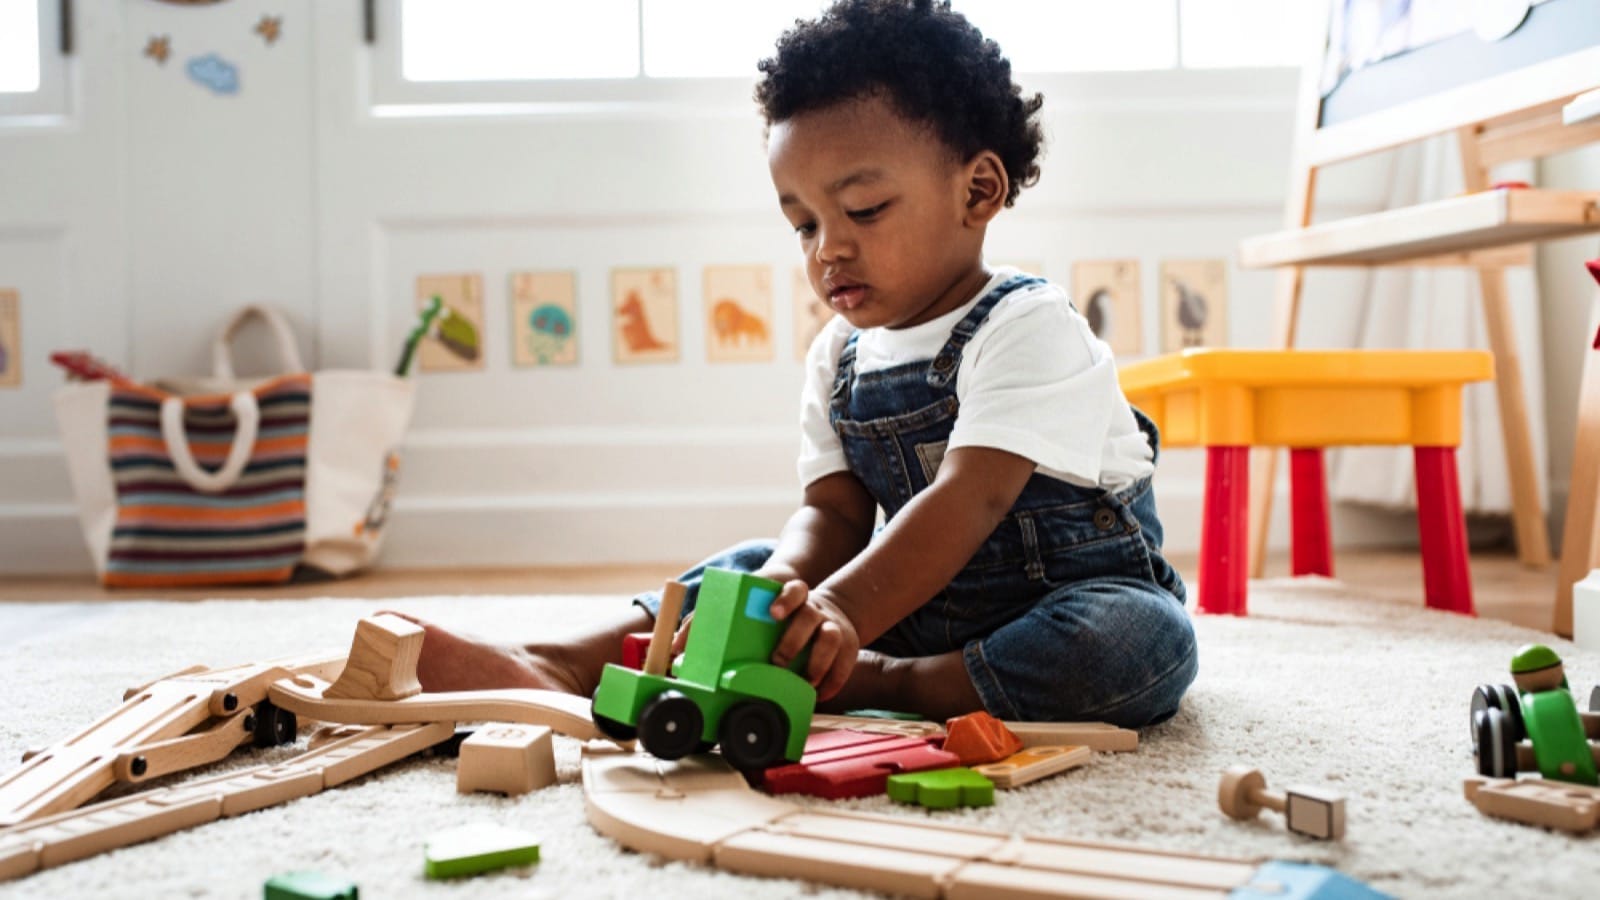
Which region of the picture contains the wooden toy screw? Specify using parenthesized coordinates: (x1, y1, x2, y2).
(1218, 765, 1346, 840)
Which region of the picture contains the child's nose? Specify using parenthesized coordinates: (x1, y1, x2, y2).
(814, 225, 854, 263)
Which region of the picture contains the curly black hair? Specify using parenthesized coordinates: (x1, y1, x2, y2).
(755, 0, 1044, 206)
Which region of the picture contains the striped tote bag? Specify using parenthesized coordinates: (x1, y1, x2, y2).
(55, 307, 415, 587)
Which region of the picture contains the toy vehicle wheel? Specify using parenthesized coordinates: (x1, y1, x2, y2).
(252, 700, 297, 748)
(1590, 685, 1600, 714)
(590, 696, 638, 742)
(718, 699, 789, 771)
(1474, 707, 1518, 778)
(638, 691, 704, 761)
(1470, 683, 1524, 743)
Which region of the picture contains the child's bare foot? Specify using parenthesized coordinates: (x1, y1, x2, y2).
(378, 611, 586, 696)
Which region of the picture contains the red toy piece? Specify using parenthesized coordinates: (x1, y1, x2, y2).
(620, 632, 652, 670)
(1491, 180, 1531, 190)
(941, 711, 1023, 766)
(760, 729, 959, 799)
(49, 350, 128, 383)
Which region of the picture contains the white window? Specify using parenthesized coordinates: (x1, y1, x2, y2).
(0, 0, 69, 122)
(373, 0, 1314, 114)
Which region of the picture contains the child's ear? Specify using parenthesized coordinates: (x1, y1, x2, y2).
(962, 151, 1008, 227)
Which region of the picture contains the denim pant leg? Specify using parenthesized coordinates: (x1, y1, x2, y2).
(962, 577, 1198, 728)
(631, 538, 778, 624)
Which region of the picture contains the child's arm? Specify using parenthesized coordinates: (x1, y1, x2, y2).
(756, 471, 878, 586)
(771, 446, 1037, 698)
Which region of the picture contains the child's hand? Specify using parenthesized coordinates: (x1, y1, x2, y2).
(669, 611, 693, 654)
(769, 580, 860, 701)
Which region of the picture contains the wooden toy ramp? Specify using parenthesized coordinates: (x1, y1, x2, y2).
(582, 745, 1381, 899)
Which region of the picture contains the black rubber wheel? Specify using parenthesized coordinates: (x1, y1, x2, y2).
(718, 699, 789, 771)
(638, 691, 704, 761)
(591, 695, 639, 742)
(1474, 707, 1519, 778)
(1470, 683, 1524, 743)
(252, 700, 297, 748)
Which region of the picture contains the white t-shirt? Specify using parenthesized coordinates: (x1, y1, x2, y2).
(798, 267, 1154, 491)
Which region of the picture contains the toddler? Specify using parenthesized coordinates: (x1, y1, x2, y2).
(402, 0, 1197, 728)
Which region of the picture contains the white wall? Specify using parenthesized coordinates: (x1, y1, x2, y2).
(4, 0, 1539, 578)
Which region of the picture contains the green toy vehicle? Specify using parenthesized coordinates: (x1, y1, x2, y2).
(590, 567, 816, 770)
(1471, 644, 1600, 785)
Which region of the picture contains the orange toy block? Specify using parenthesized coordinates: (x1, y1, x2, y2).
(941, 712, 1022, 766)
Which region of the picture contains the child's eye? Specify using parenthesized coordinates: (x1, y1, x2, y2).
(848, 202, 888, 220)
(794, 221, 817, 237)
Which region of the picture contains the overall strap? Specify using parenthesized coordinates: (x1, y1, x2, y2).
(829, 329, 863, 419)
(926, 274, 1045, 388)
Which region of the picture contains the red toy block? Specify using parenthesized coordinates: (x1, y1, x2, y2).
(941, 711, 1022, 766)
(760, 729, 959, 799)
(620, 632, 652, 670)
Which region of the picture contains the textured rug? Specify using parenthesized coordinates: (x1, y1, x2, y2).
(2, 580, 1598, 899)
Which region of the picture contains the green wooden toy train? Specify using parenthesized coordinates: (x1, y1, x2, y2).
(1472, 643, 1600, 784)
(590, 568, 816, 770)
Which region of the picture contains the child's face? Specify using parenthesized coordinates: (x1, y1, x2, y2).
(769, 93, 993, 331)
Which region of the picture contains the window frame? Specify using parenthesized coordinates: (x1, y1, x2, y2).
(0, 0, 72, 124)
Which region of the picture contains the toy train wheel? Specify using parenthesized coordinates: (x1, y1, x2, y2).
(638, 691, 704, 760)
(251, 700, 297, 748)
(1470, 684, 1524, 743)
(718, 699, 789, 771)
(591, 697, 638, 742)
(1474, 707, 1519, 778)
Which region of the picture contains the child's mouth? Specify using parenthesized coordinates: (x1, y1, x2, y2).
(829, 285, 866, 310)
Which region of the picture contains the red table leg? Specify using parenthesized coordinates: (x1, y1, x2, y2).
(1289, 448, 1334, 577)
(1414, 445, 1475, 615)
(1199, 445, 1250, 615)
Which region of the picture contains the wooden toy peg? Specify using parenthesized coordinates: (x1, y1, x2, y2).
(323, 614, 424, 702)
(643, 581, 687, 677)
(456, 725, 556, 796)
(1219, 766, 1346, 840)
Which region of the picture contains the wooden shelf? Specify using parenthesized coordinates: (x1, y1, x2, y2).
(1566, 88, 1600, 125)
(1239, 188, 1600, 268)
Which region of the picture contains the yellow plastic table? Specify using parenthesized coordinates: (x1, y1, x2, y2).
(1119, 349, 1494, 617)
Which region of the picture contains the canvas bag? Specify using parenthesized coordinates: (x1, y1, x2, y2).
(55, 306, 416, 587)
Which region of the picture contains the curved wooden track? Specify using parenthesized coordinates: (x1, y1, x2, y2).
(268, 673, 601, 741)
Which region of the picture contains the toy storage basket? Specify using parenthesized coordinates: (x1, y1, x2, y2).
(54, 306, 416, 587)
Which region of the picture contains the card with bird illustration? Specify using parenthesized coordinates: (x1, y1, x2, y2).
(0, 289, 19, 388)
(1159, 259, 1228, 352)
(510, 271, 579, 367)
(704, 265, 774, 364)
(414, 274, 486, 372)
(611, 267, 678, 364)
(1072, 259, 1143, 357)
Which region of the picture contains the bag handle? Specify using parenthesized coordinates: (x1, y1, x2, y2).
(212, 306, 306, 380)
(160, 392, 261, 494)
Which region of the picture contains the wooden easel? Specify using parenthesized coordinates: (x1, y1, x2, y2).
(1242, 0, 1600, 636)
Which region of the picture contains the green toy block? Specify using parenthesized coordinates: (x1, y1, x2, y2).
(842, 708, 926, 721)
(886, 767, 995, 809)
(263, 871, 358, 900)
(423, 822, 541, 880)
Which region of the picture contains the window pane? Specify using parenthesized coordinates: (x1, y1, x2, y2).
(401, 0, 639, 81)
(952, 0, 1178, 72)
(1180, 0, 1323, 68)
(0, 0, 41, 93)
(643, 0, 830, 77)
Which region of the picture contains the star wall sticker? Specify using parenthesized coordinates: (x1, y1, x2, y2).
(255, 15, 282, 45)
(145, 35, 171, 65)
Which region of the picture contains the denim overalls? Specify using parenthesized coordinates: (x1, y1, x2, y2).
(638, 275, 1198, 727)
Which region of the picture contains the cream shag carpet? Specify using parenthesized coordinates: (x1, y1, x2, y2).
(3, 580, 1599, 899)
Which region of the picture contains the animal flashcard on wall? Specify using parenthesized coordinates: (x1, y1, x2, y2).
(510, 271, 579, 367)
(612, 267, 678, 364)
(1160, 259, 1228, 351)
(704, 265, 774, 363)
(0, 289, 18, 389)
(1072, 259, 1143, 357)
(792, 267, 834, 361)
(414, 274, 486, 372)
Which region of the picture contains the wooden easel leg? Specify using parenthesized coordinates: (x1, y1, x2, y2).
(1474, 265, 1553, 568)
(1555, 334, 1600, 637)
